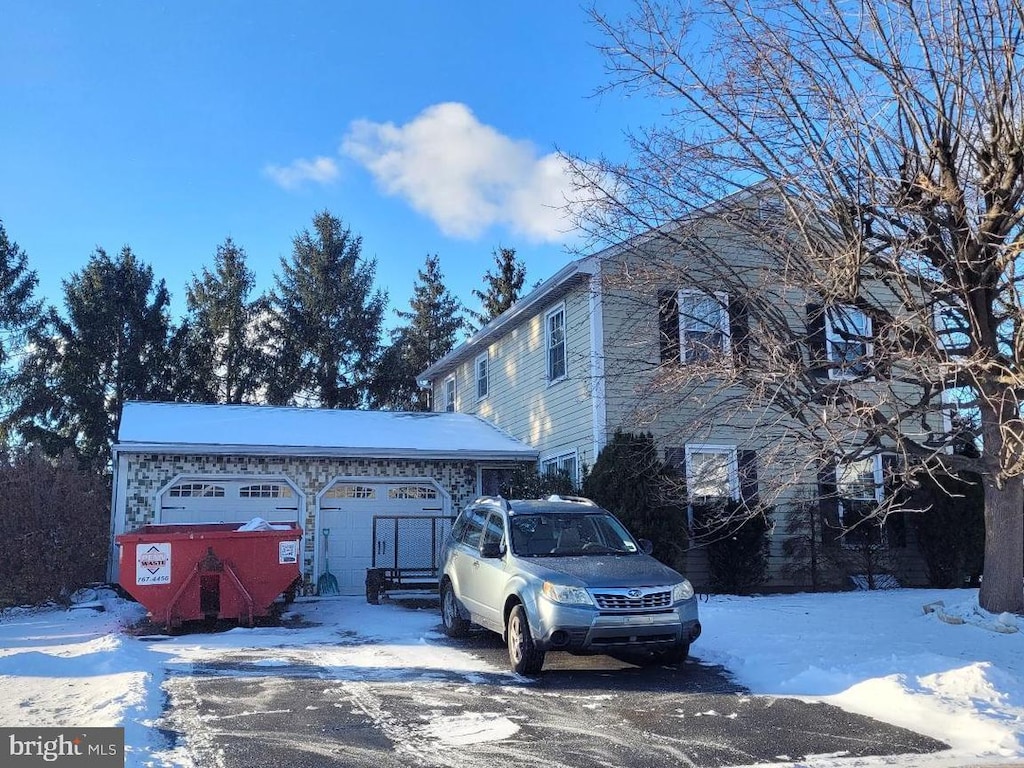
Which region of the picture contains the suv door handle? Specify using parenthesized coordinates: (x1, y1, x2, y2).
(472, 560, 479, 569)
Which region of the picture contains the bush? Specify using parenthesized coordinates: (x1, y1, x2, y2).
(499, 464, 577, 499)
(901, 470, 985, 587)
(0, 449, 110, 610)
(582, 431, 688, 571)
(693, 499, 772, 594)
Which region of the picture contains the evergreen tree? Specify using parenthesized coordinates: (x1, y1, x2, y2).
(372, 254, 465, 410)
(173, 238, 267, 403)
(582, 431, 689, 571)
(0, 221, 42, 425)
(468, 247, 526, 331)
(266, 211, 386, 408)
(8, 247, 172, 470)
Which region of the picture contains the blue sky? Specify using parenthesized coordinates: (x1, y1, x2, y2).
(0, 1, 647, 328)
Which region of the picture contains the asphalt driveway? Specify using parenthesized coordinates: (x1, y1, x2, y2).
(153, 603, 948, 768)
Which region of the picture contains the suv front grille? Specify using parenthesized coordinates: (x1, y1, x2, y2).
(593, 590, 672, 610)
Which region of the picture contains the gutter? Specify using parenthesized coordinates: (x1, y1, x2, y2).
(111, 442, 539, 461)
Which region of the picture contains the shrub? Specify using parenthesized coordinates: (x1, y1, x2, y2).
(693, 499, 772, 594)
(0, 449, 110, 610)
(582, 431, 688, 571)
(499, 464, 577, 499)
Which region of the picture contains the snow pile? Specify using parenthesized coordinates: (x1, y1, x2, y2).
(699, 589, 1024, 760)
(0, 588, 1022, 766)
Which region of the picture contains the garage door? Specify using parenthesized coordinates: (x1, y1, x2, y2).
(318, 481, 448, 595)
(158, 478, 301, 525)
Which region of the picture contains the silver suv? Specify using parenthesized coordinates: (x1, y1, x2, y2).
(439, 495, 701, 675)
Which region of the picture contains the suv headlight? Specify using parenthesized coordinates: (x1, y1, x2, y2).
(541, 581, 594, 606)
(672, 580, 695, 602)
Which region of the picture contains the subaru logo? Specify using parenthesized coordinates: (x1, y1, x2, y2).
(627, 589, 642, 598)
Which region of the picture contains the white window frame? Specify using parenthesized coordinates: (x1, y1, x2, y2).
(826, 305, 872, 380)
(545, 303, 567, 382)
(678, 290, 731, 363)
(475, 352, 489, 400)
(835, 453, 885, 546)
(443, 376, 456, 412)
(540, 449, 578, 485)
(684, 444, 739, 501)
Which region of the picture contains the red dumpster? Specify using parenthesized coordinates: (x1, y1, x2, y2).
(116, 522, 302, 629)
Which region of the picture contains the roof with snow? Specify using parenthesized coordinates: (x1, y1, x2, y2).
(114, 402, 538, 460)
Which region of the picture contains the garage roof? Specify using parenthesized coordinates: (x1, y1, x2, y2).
(115, 402, 539, 460)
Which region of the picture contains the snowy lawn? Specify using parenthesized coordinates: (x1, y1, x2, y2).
(0, 588, 1021, 767)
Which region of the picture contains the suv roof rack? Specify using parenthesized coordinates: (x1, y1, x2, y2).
(472, 495, 512, 511)
(545, 494, 598, 506)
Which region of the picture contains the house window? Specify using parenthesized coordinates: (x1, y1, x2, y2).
(323, 484, 376, 500)
(541, 451, 577, 486)
(480, 466, 516, 497)
(444, 376, 456, 412)
(836, 455, 883, 545)
(684, 445, 739, 500)
(826, 306, 872, 377)
(679, 290, 730, 363)
(546, 305, 567, 381)
(475, 352, 489, 399)
(388, 485, 439, 500)
(239, 483, 292, 498)
(168, 483, 225, 498)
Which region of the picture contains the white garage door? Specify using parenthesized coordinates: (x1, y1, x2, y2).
(318, 481, 448, 595)
(158, 478, 301, 525)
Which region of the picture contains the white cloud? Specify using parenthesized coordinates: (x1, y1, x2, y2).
(264, 156, 339, 191)
(342, 102, 578, 242)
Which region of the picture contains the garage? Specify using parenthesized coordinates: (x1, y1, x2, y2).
(109, 402, 538, 589)
(156, 476, 303, 526)
(316, 479, 451, 594)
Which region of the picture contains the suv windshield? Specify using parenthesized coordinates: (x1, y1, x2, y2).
(509, 512, 640, 557)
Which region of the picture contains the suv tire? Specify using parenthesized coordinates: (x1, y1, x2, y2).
(507, 604, 545, 675)
(441, 579, 470, 638)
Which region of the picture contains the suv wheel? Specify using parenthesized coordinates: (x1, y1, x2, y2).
(507, 604, 545, 675)
(440, 579, 469, 638)
(656, 642, 690, 665)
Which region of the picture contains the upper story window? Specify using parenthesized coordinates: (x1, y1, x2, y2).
(444, 376, 456, 412)
(684, 445, 739, 500)
(475, 352, 489, 399)
(679, 290, 731, 363)
(546, 304, 567, 381)
(826, 306, 872, 378)
(541, 451, 578, 486)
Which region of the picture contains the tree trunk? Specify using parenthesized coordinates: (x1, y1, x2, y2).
(978, 476, 1024, 614)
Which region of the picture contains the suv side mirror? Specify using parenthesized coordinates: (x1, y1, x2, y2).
(479, 540, 504, 559)
(638, 538, 654, 555)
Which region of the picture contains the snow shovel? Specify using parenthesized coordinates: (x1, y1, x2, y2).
(317, 528, 339, 596)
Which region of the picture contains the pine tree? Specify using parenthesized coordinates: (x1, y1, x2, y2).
(0, 221, 42, 425)
(173, 238, 267, 403)
(468, 247, 526, 332)
(372, 254, 465, 410)
(7, 247, 172, 470)
(266, 211, 386, 408)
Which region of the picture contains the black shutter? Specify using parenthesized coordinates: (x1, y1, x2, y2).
(729, 296, 750, 366)
(658, 290, 681, 364)
(806, 303, 828, 377)
(738, 449, 759, 509)
(881, 453, 906, 547)
(872, 311, 890, 379)
(817, 456, 842, 546)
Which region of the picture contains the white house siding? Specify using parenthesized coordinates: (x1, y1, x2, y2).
(434, 284, 600, 477)
(115, 452, 508, 583)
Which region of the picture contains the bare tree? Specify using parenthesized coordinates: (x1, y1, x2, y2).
(571, 0, 1024, 612)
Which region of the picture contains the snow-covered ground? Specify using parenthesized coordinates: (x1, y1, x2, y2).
(0, 588, 1021, 767)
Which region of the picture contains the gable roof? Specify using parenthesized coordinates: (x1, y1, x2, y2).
(114, 402, 538, 460)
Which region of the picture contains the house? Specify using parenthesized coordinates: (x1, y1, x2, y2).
(419, 189, 930, 589)
(109, 402, 537, 594)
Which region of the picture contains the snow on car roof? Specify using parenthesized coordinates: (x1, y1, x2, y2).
(115, 401, 538, 459)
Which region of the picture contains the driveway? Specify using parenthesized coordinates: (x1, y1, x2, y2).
(152, 598, 947, 768)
